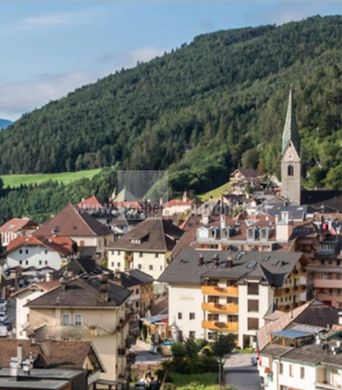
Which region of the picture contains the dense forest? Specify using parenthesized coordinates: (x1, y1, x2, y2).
(0, 16, 341, 223)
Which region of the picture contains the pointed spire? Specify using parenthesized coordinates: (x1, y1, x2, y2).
(282, 86, 300, 155)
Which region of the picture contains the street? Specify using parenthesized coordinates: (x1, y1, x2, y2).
(224, 353, 261, 390)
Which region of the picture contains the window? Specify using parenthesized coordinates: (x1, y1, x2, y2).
(189, 313, 195, 320)
(300, 366, 305, 379)
(208, 332, 217, 340)
(248, 299, 259, 312)
(160, 265, 163, 271)
(74, 314, 83, 326)
(79, 240, 85, 247)
(247, 318, 259, 330)
(19, 260, 23, 265)
(289, 364, 293, 377)
(62, 313, 71, 326)
(208, 314, 219, 321)
(247, 283, 259, 295)
(287, 165, 294, 176)
(25, 249, 29, 254)
(44, 250, 48, 255)
(39, 260, 42, 266)
(208, 296, 219, 303)
(138, 264, 142, 270)
(45, 261, 48, 265)
(139, 252, 143, 257)
(111, 262, 114, 267)
(19, 249, 23, 254)
(135, 301, 139, 308)
(25, 260, 29, 265)
(111, 251, 114, 255)
(117, 262, 121, 267)
(117, 250, 121, 255)
(155, 253, 159, 258)
(149, 265, 153, 271)
(189, 331, 195, 339)
(280, 363, 283, 374)
(178, 313, 182, 320)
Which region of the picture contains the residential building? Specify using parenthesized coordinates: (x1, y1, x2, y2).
(26, 275, 131, 387)
(0, 339, 104, 388)
(34, 203, 112, 254)
(107, 218, 183, 285)
(5, 236, 75, 270)
(162, 191, 193, 216)
(229, 168, 261, 195)
(13, 279, 60, 339)
(0, 218, 38, 247)
(113, 269, 154, 317)
(159, 248, 306, 347)
(77, 195, 105, 211)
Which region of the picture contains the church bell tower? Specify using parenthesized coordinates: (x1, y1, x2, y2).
(281, 87, 301, 204)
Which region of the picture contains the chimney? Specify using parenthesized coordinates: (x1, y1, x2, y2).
(198, 254, 204, 266)
(226, 255, 233, 268)
(17, 344, 23, 365)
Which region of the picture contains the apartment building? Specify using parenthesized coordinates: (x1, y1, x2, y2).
(0, 218, 38, 247)
(159, 248, 306, 347)
(107, 218, 183, 285)
(26, 275, 131, 387)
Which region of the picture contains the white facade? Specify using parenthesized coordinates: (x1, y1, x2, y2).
(258, 354, 335, 390)
(15, 289, 46, 339)
(6, 246, 64, 270)
(71, 235, 109, 252)
(108, 250, 168, 281)
(238, 282, 273, 347)
(168, 284, 204, 340)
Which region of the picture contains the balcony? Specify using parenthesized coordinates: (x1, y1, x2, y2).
(314, 279, 342, 289)
(202, 320, 238, 332)
(202, 302, 238, 314)
(201, 286, 238, 297)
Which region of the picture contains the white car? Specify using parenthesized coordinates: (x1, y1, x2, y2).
(0, 325, 8, 337)
(0, 313, 8, 322)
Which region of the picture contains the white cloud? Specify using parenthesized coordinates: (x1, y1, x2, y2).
(10, 9, 94, 32)
(0, 46, 166, 120)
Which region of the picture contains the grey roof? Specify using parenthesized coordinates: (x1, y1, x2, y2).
(107, 218, 183, 252)
(119, 270, 154, 288)
(282, 87, 300, 156)
(159, 247, 302, 286)
(128, 269, 154, 284)
(263, 204, 308, 221)
(27, 276, 131, 308)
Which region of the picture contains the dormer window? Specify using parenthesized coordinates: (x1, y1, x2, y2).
(221, 228, 228, 239)
(247, 228, 254, 240)
(260, 228, 268, 241)
(287, 165, 294, 176)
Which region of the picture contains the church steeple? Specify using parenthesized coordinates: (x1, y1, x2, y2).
(282, 87, 300, 156)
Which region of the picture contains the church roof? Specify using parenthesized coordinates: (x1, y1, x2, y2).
(282, 88, 300, 156)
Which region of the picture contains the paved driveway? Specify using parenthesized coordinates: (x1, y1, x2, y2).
(224, 353, 261, 390)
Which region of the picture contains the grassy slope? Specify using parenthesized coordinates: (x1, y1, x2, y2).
(1, 168, 101, 188)
(198, 182, 231, 201)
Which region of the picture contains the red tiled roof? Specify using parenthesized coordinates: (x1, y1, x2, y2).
(6, 235, 75, 256)
(0, 218, 37, 233)
(77, 195, 104, 209)
(163, 199, 193, 208)
(34, 203, 110, 237)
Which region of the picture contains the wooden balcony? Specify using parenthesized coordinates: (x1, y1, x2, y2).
(201, 285, 238, 297)
(202, 320, 238, 332)
(202, 302, 238, 314)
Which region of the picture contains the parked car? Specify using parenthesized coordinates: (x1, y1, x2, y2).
(0, 325, 8, 337)
(251, 355, 257, 366)
(0, 312, 8, 322)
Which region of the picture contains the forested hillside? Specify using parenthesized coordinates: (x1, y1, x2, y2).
(0, 15, 341, 192)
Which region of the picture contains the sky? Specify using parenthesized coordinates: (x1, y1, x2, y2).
(0, 0, 341, 120)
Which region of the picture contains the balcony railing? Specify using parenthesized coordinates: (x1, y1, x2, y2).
(202, 320, 238, 332)
(202, 302, 238, 314)
(201, 286, 238, 297)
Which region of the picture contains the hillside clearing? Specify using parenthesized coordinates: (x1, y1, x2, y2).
(1, 169, 101, 188)
(199, 182, 231, 201)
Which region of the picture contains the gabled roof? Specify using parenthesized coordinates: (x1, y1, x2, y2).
(113, 187, 136, 202)
(6, 235, 75, 256)
(0, 218, 37, 233)
(159, 247, 302, 286)
(12, 280, 60, 298)
(27, 276, 131, 308)
(34, 203, 111, 237)
(77, 195, 104, 209)
(107, 218, 184, 252)
(56, 256, 109, 278)
(118, 269, 154, 288)
(0, 339, 104, 372)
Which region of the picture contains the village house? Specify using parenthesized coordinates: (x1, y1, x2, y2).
(0, 339, 104, 388)
(4, 235, 75, 270)
(229, 168, 262, 195)
(34, 203, 113, 255)
(107, 218, 183, 291)
(0, 218, 38, 247)
(162, 191, 194, 216)
(159, 248, 307, 347)
(25, 275, 131, 387)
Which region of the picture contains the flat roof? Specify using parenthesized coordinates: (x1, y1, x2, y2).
(0, 377, 69, 390)
(0, 368, 83, 380)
